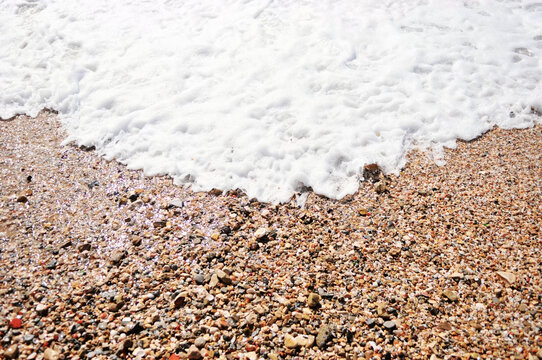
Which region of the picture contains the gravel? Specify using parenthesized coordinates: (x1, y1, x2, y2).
(0, 112, 541, 359)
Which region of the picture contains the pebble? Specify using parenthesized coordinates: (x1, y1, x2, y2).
(496, 271, 516, 284)
(374, 181, 388, 194)
(363, 163, 381, 182)
(194, 336, 206, 348)
(284, 333, 297, 349)
(173, 293, 188, 308)
(215, 269, 231, 284)
(131, 237, 142, 247)
(168, 199, 183, 208)
(78, 243, 91, 252)
(108, 301, 124, 312)
(295, 334, 315, 348)
(316, 324, 332, 349)
(449, 271, 464, 280)
(187, 345, 203, 360)
(383, 320, 396, 331)
(43, 348, 60, 360)
(193, 274, 205, 285)
(442, 289, 459, 302)
(209, 274, 219, 288)
(36, 303, 48, 316)
(117, 339, 133, 354)
(254, 227, 269, 242)
(4, 344, 18, 359)
(307, 292, 321, 309)
(60, 240, 72, 249)
(23, 334, 34, 343)
(16, 195, 28, 203)
(9, 318, 22, 329)
(245, 352, 258, 360)
(110, 249, 127, 265)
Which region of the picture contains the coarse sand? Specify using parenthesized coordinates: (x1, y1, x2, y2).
(0, 112, 541, 359)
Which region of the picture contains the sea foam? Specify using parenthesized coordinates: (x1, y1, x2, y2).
(1, 0, 541, 202)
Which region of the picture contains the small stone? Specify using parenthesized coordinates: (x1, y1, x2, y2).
(78, 243, 91, 252)
(60, 240, 72, 249)
(363, 163, 381, 182)
(9, 318, 22, 329)
(209, 188, 223, 196)
(80, 144, 96, 151)
(316, 324, 332, 349)
(383, 321, 396, 331)
(43, 348, 60, 360)
(216, 318, 229, 330)
(307, 293, 321, 309)
(4, 344, 18, 359)
(247, 241, 259, 250)
(245, 352, 258, 360)
(194, 336, 206, 349)
(366, 318, 376, 328)
(220, 226, 231, 235)
(117, 339, 133, 354)
(254, 305, 266, 315)
(36, 303, 48, 316)
(131, 237, 142, 247)
(215, 269, 231, 284)
(193, 274, 205, 285)
(437, 321, 452, 331)
(449, 271, 464, 280)
(126, 322, 144, 335)
(23, 334, 34, 343)
(496, 271, 516, 285)
(173, 292, 188, 308)
(284, 333, 297, 349)
(108, 301, 124, 312)
(153, 220, 167, 228)
(518, 304, 528, 312)
(209, 274, 219, 288)
(167, 199, 183, 209)
(187, 345, 203, 360)
(16, 195, 28, 203)
(110, 249, 127, 265)
(442, 289, 459, 302)
(375, 181, 388, 194)
(295, 335, 315, 348)
(246, 312, 257, 326)
(46, 259, 57, 270)
(254, 227, 269, 242)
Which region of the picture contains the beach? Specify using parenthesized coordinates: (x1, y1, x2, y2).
(0, 112, 541, 359)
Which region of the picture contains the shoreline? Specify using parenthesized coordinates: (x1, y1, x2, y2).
(1, 113, 541, 359)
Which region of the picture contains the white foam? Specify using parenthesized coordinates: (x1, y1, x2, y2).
(1, 0, 541, 202)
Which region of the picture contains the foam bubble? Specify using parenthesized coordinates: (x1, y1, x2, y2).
(1, 0, 541, 202)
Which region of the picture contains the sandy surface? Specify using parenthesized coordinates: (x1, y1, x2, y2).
(0, 112, 541, 360)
